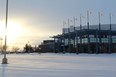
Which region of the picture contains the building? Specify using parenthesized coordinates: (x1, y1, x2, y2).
(52, 24, 116, 53)
(39, 40, 55, 52)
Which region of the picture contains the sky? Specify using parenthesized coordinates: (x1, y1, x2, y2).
(0, 0, 116, 50)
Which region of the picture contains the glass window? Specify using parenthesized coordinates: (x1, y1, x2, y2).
(102, 38, 108, 43)
(82, 38, 88, 43)
(112, 38, 116, 43)
(90, 38, 99, 43)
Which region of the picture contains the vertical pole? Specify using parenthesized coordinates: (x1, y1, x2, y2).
(76, 35, 78, 54)
(80, 14, 82, 52)
(109, 13, 112, 53)
(74, 17, 78, 54)
(96, 29, 98, 54)
(98, 12, 101, 53)
(108, 30, 111, 53)
(87, 11, 90, 53)
(110, 13, 112, 31)
(68, 19, 70, 52)
(73, 17, 76, 52)
(99, 12, 101, 31)
(63, 21, 65, 53)
(2, 0, 8, 64)
(53, 38, 56, 53)
(80, 14, 82, 30)
(87, 11, 89, 30)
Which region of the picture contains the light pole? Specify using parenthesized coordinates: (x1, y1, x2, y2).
(87, 11, 90, 30)
(108, 13, 113, 53)
(87, 11, 91, 53)
(98, 12, 103, 53)
(62, 21, 66, 53)
(73, 17, 77, 52)
(79, 14, 84, 52)
(98, 12, 101, 31)
(68, 19, 71, 52)
(96, 29, 98, 54)
(109, 13, 113, 31)
(80, 14, 82, 30)
(2, 0, 8, 64)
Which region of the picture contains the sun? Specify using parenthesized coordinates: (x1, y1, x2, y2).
(0, 20, 24, 46)
(7, 21, 23, 41)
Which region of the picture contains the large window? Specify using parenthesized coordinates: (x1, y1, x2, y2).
(112, 38, 116, 43)
(90, 38, 99, 43)
(82, 38, 88, 43)
(102, 38, 108, 43)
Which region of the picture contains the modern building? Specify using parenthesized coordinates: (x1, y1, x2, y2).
(39, 40, 55, 52)
(52, 24, 116, 53)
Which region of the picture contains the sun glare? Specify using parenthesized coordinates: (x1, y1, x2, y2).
(8, 21, 23, 40)
(0, 20, 24, 46)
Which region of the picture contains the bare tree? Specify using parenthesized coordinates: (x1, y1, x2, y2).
(12, 46, 20, 53)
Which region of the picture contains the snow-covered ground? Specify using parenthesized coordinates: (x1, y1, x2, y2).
(0, 53, 116, 77)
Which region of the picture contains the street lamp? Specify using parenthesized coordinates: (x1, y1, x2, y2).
(2, 0, 8, 64)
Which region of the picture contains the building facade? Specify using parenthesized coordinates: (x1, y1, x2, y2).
(39, 40, 55, 52)
(52, 24, 116, 53)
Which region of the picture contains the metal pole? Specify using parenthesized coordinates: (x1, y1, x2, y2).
(87, 11, 90, 53)
(108, 30, 111, 53)
(53, 38, 56, 53)
(99, 12, 101, 31)
(98, 12, 101, 53)
(68, 19, 71, 52)
(87, 11, 89, 30)
(76, 32, 78, 54)
(80, 14, 82, 52)
(63, 21, 66, 53)
(109, 13, 112, 53)
(2, 0, 8, 64)
(110, 13, 112, 31)
(73, 17, 76, 51)
(96, 29, 98, 54)
(80, 14, 82, 30)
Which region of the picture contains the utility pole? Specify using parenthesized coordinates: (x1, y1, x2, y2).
(2, 0, 8, 64)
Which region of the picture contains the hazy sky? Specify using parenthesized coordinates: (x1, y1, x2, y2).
(0, 0, 116, 50)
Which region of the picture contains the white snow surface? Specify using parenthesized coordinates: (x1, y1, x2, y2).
(0, 53, 116, 77)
